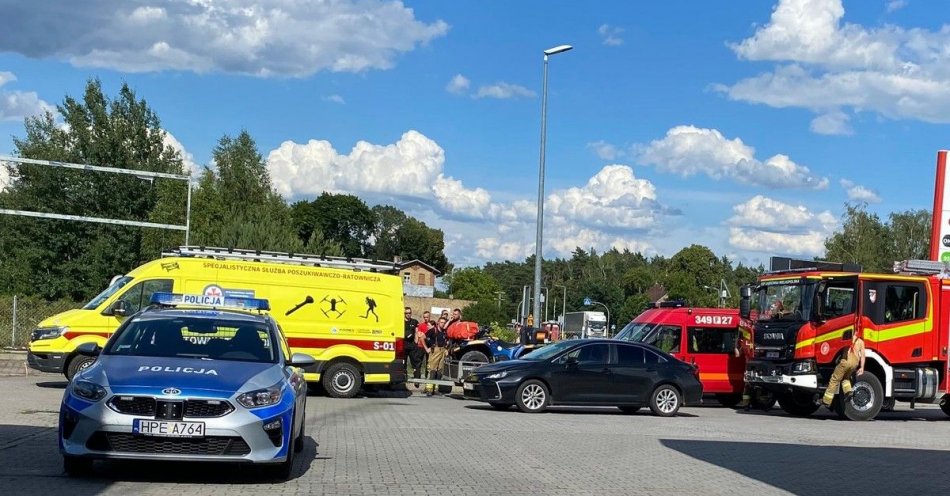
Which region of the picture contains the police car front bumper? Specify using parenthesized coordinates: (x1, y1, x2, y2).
(59, 390, 297, 464)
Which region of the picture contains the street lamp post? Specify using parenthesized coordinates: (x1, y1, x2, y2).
(532, 44, 573, 330)
(554, 284, 567, 324)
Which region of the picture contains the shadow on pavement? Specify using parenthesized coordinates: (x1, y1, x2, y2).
(36, 381, 68, 389)
(462, 404, 698, 417)
(661, 439, 950, 494)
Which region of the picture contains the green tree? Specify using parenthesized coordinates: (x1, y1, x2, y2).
(885, 209, 931, 262)
(446, 267, 503, 301)
(395, 218, 451, 274)
(291, 193, 375, 257)
(370, 205, 407, 261)
(824, 203, 889, 272)
(459, 299, 507, 327)
(664, 245, 727, 307)
(189, 131, 300, 252)
(0, 80, 185, 300)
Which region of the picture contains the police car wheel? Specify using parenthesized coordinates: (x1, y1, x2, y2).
(322, 362, 362, 398)
(63, 455, 92, 477)
(65, 356, 96, 381)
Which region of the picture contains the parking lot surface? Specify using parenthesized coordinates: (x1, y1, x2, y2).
(1, 369, 948, 496)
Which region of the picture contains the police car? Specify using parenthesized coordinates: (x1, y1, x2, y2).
(58, 293, 314, 479)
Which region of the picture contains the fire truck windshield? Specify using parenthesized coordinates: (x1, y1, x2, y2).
(756, 281, 811, 322)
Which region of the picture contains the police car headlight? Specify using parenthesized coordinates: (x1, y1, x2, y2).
(237, 384, 283, 408)
(486, 371, 509, 380)
(72, 380, 107, 401)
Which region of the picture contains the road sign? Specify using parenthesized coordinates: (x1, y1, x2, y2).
(583, 297, 591, 305)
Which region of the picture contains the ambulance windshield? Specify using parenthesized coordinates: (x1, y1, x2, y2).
(83, 276, 133, 310)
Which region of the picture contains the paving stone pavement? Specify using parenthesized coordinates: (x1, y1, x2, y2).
(0, 374, 948, 495)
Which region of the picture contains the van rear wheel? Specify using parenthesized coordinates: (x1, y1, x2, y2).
(322, 362, 362, 398)
(65, 355, 96, 381)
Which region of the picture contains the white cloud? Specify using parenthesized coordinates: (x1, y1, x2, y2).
(162, 130, 199, 175)
(266, 130, 490, 219)
(0, 1, 449, 77)
(719, 0, 950, 129)
(886, 0, 907, 13)
(0, 71, 55, 122)
(727, 195, 838, 256)
(446, 74, 470, 95)
(598, 24, 624, 46)
(636, 125, 829, 190)
(840, 179, 881, 203)
(587, 140, 624, 160)
(474, 82, 536, 99)
(810, 109, 853, 135)
(322, 94, 345, 104)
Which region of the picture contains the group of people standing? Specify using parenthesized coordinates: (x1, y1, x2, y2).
(403, 306, 462, 396)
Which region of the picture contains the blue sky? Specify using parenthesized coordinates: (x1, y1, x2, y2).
(0, 0, 946, 268)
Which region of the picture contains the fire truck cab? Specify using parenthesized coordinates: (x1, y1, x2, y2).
(739, 257, 950, 421)
(615, 301, 745, 406)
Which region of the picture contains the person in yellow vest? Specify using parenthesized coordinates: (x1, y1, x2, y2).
(821, 330, 866, 408)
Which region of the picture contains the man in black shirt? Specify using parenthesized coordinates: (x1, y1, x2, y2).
(403, 307, 421, 381)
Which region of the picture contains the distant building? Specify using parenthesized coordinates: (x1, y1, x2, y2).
(646, 284, 668, 305)
(399, 259, 441, 298)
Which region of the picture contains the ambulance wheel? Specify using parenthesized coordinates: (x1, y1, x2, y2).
(322, 362, 362, 398)
(777, 392, 820, 417)
(460, 350, 489, 364)
(716, 394, 742, 408)
(842, 372, 884, 421)
(65, 355, 96, 381)
(63, 455, 93, 477)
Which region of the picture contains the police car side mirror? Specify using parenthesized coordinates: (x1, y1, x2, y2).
(76, 342, 101, 356)
(289, 353, 316, 368)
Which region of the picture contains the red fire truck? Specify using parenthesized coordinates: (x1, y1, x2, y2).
(615, 302, 746, 406)
(739, 257, 950, 421)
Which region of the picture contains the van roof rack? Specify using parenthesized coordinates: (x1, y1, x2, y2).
(163, 246, 400, 273)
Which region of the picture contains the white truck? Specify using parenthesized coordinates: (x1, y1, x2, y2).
(562, 311, 607, 339)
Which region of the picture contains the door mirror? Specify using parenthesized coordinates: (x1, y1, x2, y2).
(76, 342, 101, 356)
(103, 300, 129, 317)
(739, 285, 752, 299)
(289, 353, 316, 368)
(739, 285, 752, 319)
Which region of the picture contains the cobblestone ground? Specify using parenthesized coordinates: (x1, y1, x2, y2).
(1, 369, 948, 496)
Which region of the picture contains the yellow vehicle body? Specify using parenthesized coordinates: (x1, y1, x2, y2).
(27, 255, 406, 394)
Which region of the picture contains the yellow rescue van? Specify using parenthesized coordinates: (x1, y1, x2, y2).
(27, 246, 406, 397)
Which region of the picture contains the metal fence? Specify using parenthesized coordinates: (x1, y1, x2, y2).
(0, 295, 80, 349)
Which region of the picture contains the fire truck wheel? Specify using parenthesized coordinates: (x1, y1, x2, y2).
(881, 397, 896, 412)
(842, 372, 884, 421)
(939, 396, 950, 416)
(459, 350, 489, 364)
(777, 392, 820, 417)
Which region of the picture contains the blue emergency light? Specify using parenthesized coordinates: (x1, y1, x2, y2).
(150, 292, 271, 311)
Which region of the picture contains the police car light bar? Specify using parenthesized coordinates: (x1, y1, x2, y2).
(150, 292, 271, 311)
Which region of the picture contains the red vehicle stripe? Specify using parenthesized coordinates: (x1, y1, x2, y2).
(287, 337, 384, 351)
(64, 331, 111, 340)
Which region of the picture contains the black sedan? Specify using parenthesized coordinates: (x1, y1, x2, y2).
(462, 339, 702, 416)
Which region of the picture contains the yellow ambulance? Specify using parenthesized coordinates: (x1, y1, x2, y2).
(27, 246, 406, 397)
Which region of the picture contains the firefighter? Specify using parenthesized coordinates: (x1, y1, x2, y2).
(821, 330, 866, 408)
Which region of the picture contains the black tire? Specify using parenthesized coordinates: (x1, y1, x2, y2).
(777, 392, 820, 417)
(649, 384, 682, 417)
(841, 372, 884, 421)
(489, 402, 511, 411)
(515, 380, 549, 413)
(940, 397, 950, 417)
(65, 355, 96, 381)
(322, 362, 362, 398)
(63, 455, 93, 477)
(753, 390, 777, 412)
(294, 412, 305, 453)
(618, 406, 641, 414)
(459, 350, 489, 364)
(881, 397, 896, 412)
(437, 384, 453, 394)
(716, 393, 742, 408)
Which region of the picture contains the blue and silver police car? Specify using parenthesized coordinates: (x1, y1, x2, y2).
(58, 293, 315, 479)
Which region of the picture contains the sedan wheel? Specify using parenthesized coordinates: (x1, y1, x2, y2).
(649, 385, 682, 417)
(515, 380, 549, 413)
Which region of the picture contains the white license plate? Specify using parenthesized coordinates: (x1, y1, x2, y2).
(766, 352, 779, 359)
(463, 382, 474, 390)
(133, 419, 205, 438)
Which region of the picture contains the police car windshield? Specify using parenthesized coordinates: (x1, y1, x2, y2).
(614, 322, 657, 342)
(106, 316, 277, 363)
(83, 276, 133, 310)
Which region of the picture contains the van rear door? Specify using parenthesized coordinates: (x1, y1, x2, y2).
(684, 324, 742, 394)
